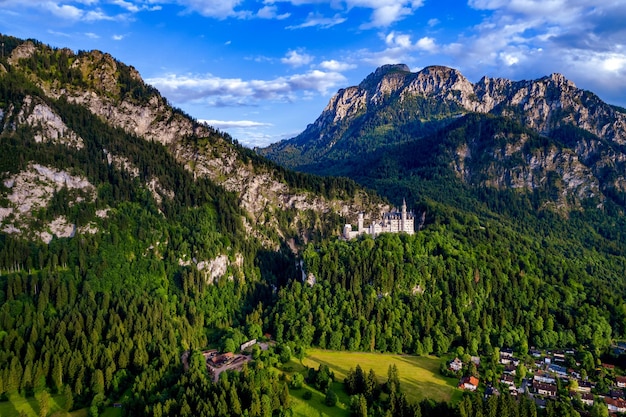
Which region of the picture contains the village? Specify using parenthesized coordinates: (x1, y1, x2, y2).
(449, 344, 626, 414)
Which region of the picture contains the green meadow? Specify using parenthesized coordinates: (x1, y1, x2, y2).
(0, 392, 121, 417)
(299, 349, 461, 404)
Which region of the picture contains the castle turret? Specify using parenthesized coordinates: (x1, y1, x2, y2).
(401, 199, 407, 232)
(358, 212, 364, 233)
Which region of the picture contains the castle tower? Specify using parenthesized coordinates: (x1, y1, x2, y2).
(358, 212, 364, 233)
(401, 199, 407, 232)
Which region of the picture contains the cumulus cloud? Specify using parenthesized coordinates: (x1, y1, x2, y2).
(281, 50, 314, 67)
(146, 70, 347, 106)
(320, 60, 356, 72)
(42, 3, 84, 20)
(436, 0, 626, 105)
(1, 0, 129, 22)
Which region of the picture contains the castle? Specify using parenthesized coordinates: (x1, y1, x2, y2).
(343, 199, 415, 240)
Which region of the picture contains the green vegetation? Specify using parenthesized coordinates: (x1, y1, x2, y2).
(3, 33, 626, 417)
(301, 349, 459, 404)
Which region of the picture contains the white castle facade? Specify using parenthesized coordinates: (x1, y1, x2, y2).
(343, 199, 415, 240)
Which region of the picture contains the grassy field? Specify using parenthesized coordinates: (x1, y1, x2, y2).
(300, 349, 462, 405)
(0, 392, 121, 417)
(0, 392, 65, 417)
(289, 381, 351, 417)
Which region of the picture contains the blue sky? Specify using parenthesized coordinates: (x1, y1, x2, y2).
(1, 1, 625, 147)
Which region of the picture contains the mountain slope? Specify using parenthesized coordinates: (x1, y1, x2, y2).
(0, 37, 388, 249)
(261, 64, 626, 213)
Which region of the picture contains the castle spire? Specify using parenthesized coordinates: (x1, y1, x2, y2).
(401, 198, 407, 232)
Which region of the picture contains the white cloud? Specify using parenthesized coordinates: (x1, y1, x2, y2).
(84, 9, 118, 21)
(200, 119, 272, 128)
(146, 70, 347, 106)
(281, 50, 314, 67)
(257, 5, 290, 19)
(85, 32, 100, 39)
(276, 0, 424, 28)
(286, 12, 347, 29)
(320, 60, 356, 71)
(42, 3, 84, 20)
(360, 2, 416, 29)
(427, 18, 439, 27)
(173, 0, 247, 19)
(415, 37, 437, 52)
(112, 0, 140, 13)
(112, 34, 125, 41)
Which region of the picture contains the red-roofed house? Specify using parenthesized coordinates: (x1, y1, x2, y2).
(459, 376, 479, 391)
(606, 397, 626, 413)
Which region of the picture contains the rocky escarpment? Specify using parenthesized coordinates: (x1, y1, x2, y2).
(262, 64, 626, 213)
(1, 40, 387, 248)
(0, 163, 97, 243)
(307, 65, 626, 145)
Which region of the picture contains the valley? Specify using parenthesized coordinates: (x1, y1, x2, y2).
(1, 34, 626, 417)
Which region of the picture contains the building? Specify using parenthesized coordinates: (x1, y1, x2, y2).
(606, 397, 626, 413)
(344, 199, 415, 239)
(449, 357, 463, 372)
(534, 371, 556, 385)
(534, 382, 557, 397)
(581, 392, 595, 406)
(617, 375, 626, 388)
(459, 376, 479, 391)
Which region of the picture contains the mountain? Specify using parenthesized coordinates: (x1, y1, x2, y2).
(4, 35, 626, 417)
(0, 36, 387, 248)
(261, 64, 626, 213)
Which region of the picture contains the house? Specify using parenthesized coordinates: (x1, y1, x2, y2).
(580, 392, 594, 406)
(534, 371, 556, 385)
(471, 356, 481, 366)
(609, 389, 625, 399)
(605, 397, 626, 413)
(240, 339, 257, 351)
(459, 376, 479, 391)
(577, 380, 593, 393)
(501, 374, 515, 387)
(548, 363, 567, 377)
(501, 348, 514, 357)
(602, 363, 616, 371)
(504, 364, 517, 375)
(568, 369, 581, 379)
(552, 351, 565, 363)
(617, 375, 626, 388)
(500, 348, 513, 365)
(449, 357, 463, 372)
(534, 382, 557, 397)
(530, 349, 542, 358)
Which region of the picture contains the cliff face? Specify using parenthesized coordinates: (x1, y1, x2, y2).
(0, 39, 387, 245)
(262, 64, 626, 213)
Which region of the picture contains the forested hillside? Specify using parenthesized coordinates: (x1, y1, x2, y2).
(3, 35, 626, 417)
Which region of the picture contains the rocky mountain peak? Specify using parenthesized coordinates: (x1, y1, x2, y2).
(407, 65, 473, 98)
(359, 63, 410, 91)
